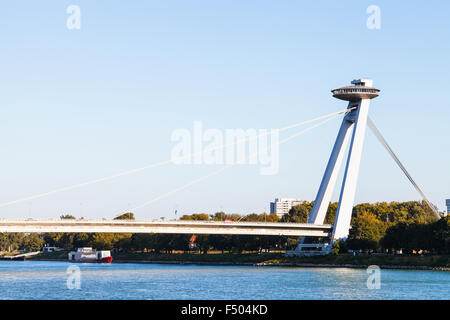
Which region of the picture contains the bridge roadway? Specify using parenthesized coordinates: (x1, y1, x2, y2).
(0, 220, 332, 237)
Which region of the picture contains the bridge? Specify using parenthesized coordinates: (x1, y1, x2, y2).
(0, 78, 440, 255)
(0, 220, 332, 237)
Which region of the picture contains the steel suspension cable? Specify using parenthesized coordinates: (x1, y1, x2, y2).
(0, 108, 352, 209)
(129, 114, 342, 213)
(367, 117, 440, 219)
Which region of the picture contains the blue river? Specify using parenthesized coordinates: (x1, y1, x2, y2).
(0, 260, 448, 299)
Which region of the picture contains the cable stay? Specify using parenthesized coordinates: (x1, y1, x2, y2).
(0, 108, 352, 209)
(127, 113, 342, 213)
(367, 117, 441, 220)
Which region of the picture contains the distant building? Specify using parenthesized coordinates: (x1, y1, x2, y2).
(270, 198, 303, 217)
(446, 199, 450, 214)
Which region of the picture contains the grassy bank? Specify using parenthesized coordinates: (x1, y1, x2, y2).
(29, 250, 69, 260)
(114, 252, 283, 264)
(263, 253, 450, 269)
(114, 252, 450, 269)
(27, 251, 450, 270)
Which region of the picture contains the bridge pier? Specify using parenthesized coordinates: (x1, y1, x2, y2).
(292, 79, 379, 256)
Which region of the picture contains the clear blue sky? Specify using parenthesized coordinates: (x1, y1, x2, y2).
(0, 1, 449, 219)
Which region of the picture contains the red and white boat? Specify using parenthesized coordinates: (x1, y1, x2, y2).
(68, 247, 113, 263)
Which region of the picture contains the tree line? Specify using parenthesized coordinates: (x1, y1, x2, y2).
(0, 202, 449, 255)
(282, 200, 449, 253)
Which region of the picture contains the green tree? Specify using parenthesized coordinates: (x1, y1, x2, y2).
(22, 234, 44, 252)
(210, 212, 242, 221)
(209, 235, 233, 253)
(280, 203, 310, 223)
(0, 233, 25, 252)
(131, 234, 156, 252)
(73, 233, 91, 248)
(431, 216, 450, 254)
(60, 214, 76, 219)
(211, 212, 226, 221)
(347, 210, 387, 250)
(180, 213, 209, 221)
(42, 233, 63, 247)
(243, 213, 279, 222)
(195, 235, 211, 254)
(56, 233, 75, 249)
(89, 233, 132, 250)
(114, 212, 135, 220)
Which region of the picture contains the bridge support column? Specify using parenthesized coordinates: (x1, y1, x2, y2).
(332, 99, 370, 240)
(308, 111, 355, 225)
(290, 79, 378, 256)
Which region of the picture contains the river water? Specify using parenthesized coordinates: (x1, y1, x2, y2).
(0, 260, 448, 299)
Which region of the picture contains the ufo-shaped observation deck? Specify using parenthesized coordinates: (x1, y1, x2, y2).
(331, 79, 380, 102)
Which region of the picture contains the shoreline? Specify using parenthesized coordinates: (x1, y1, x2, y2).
(22, 257, 450, 271)
(114, 259, 450, 271)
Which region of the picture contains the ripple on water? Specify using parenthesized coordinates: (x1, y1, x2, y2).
(0, 261, 448, 299)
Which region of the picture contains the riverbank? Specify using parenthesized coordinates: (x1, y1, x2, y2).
(26, 251, 450, 271)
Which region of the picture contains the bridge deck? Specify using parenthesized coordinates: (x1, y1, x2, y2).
(0, 220, 332, 237)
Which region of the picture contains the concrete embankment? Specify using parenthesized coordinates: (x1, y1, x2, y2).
(0, 251, 41, 260)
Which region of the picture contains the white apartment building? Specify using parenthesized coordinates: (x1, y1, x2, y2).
(270, 198, 303, 217)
